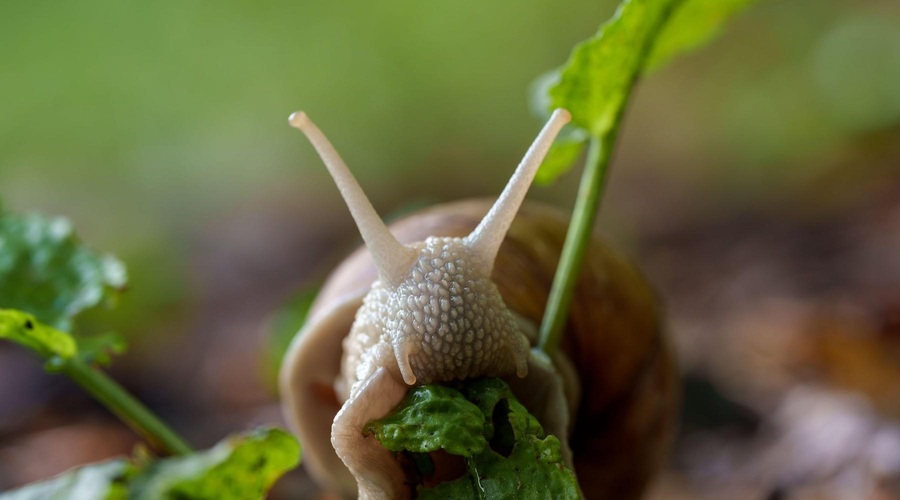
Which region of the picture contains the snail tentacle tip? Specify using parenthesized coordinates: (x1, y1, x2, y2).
(552, 108, 572, 123)
(464, 107, 572, 269)
(288, 108, 416, 286)
(288, 111, 309, 129)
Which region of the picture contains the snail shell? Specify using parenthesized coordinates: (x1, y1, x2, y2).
(281, 200, 677, 498)
(280, 111, 678, 499)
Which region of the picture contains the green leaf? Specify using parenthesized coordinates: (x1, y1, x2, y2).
(548, 0, 764, 136)
(646, 0, 762, 71)
(366, 384, 487, 457)
(129, 428, 300, 500)
(536, 0, 762, 181)
(0, 309, 77, 360)
(548, 0, 679, 138)
(0, 210, 127, 331)
(0, 460, 127, 500)
(0, 311, 124, 368)
(0, 428, 301, 500)
(368, 379, 581, 499)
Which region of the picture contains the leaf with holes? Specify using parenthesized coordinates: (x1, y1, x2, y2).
(367, 378, 581, 499)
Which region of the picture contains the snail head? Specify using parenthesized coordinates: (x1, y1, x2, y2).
(289, 109, 570, 387)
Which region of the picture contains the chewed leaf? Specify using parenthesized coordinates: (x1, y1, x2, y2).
(448, 378, 579, 499)
(0, 428, 301, 500)
(0, 210, 127, 330)
(0, 309, 77, 360)
(129, 428, 300, 500)
(0, 460, 127, 500)
(368, 378, 581, 499)
(366, 384, 487, 457)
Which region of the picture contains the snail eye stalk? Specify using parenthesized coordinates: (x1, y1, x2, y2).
(290, 112, 417, 287)
(466, 108, 571, 273)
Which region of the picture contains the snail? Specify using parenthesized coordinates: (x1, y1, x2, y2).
(280, 109, 678, 499)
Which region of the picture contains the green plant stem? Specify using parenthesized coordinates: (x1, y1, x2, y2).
(538, 134, 614, 356)
(60, 358, 193, 456)
(538, 0, 677, 356)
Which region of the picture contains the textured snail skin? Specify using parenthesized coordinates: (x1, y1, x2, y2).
(339, 236, 530, 395)
(281, 200, 678, 500)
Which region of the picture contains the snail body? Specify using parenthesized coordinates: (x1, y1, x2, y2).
(280, 111, 678, 499)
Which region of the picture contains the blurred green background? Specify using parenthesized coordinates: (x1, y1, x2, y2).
(2, 0, 900, 497)
(2, 0, 898, 330)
